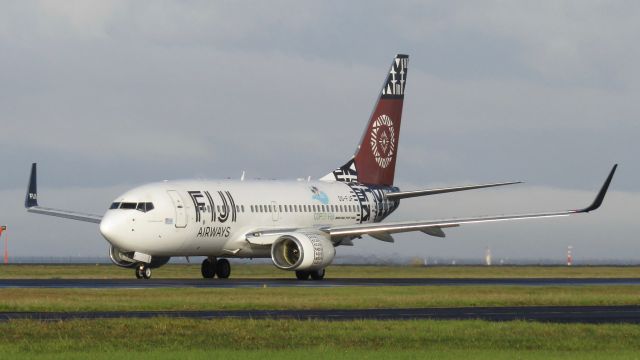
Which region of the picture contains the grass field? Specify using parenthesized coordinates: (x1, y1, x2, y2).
(1, 318, 640, 359)
(1, 285, 640, 312)
(1, 263, 639, 279)
(1, 264, 639, 358)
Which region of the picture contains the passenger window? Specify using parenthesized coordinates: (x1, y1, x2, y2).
(109, 202, 120, 209)
(241, 205, 245, 213)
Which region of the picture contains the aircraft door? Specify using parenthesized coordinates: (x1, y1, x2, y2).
(271, 201, 280, 222)
(167, 190, 187, 228)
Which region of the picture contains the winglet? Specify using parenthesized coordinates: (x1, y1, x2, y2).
(25, 163, 38, 208)
(577, 164, 617, 213)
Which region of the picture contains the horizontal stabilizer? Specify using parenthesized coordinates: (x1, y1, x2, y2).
(386, 181, 521, 200)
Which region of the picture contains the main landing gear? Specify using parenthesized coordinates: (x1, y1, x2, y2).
(135, 264, 152, 279)
(295, 269, 325, 281)
(201, 257, 231, 279)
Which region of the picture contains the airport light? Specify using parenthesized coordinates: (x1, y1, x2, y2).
(1, 225, 6, 264)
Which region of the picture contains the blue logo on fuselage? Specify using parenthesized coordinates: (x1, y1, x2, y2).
(310, 186, 329, 204)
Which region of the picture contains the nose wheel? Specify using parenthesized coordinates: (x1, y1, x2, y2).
(135, 264, 152, 279)
(201, 257, 231, 279)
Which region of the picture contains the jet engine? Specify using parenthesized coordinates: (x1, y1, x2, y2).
(108, 246, 170, 269)
(270, 231, 336, 271)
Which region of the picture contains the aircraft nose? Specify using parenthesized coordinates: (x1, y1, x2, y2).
(99, 212, 130, 249)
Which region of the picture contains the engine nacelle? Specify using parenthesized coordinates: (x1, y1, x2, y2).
(108, 246, 170, 269)
(270, 231, 336, 271)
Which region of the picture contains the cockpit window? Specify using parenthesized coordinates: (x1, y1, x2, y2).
(136, 202, 155, 212)
(111, 202, 154, 212)
(120, 202, 137, 209)
(137, 202, 154, 212)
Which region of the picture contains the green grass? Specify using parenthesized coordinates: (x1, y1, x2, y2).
(1, 285, 639, 312)
(1, 265, 639, 358)
(1, 264, 639, 279)
(1, 318, 639, 359)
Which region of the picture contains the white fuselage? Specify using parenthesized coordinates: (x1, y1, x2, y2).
(99, 179, 399, 258)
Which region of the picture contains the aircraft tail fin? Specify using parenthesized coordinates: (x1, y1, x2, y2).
(322, 54, 408, 186)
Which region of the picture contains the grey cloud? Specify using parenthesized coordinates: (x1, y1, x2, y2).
(0, 1, 638, 259)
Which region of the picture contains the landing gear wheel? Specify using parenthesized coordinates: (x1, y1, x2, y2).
(136, 264, 151, 279)
(201, 258, 216, 279)
(216, 258, 231, 279)
(142, 266, 152, 279)
(310, 269, 325, 280)
(295, 271, 310, 280)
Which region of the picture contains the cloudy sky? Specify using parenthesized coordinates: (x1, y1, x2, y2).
(0, 1, 638, 262)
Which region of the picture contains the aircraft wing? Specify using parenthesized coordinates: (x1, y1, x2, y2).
(24, 163, 103, 224)
(327, 165, 617, 242)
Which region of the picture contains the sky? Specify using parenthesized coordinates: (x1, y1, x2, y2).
(0, 1, 638, 262)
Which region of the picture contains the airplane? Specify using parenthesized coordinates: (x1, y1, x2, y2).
(25, 54, 617, 280)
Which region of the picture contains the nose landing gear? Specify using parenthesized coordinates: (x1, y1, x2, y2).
(135, 264, 152, 279)
(201, 257, 231, 279)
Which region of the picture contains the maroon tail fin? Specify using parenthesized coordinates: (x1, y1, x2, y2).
(321, 54, 409, 186)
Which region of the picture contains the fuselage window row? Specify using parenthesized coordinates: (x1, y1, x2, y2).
(246, 204, 358, 214)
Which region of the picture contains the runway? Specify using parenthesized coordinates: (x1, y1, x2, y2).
(1, 305, 639, 323)
(1, 277, 640, 289)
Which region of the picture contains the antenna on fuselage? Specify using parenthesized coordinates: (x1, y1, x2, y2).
(307, 176, 311, 182)
(241, 171, 246, 181)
